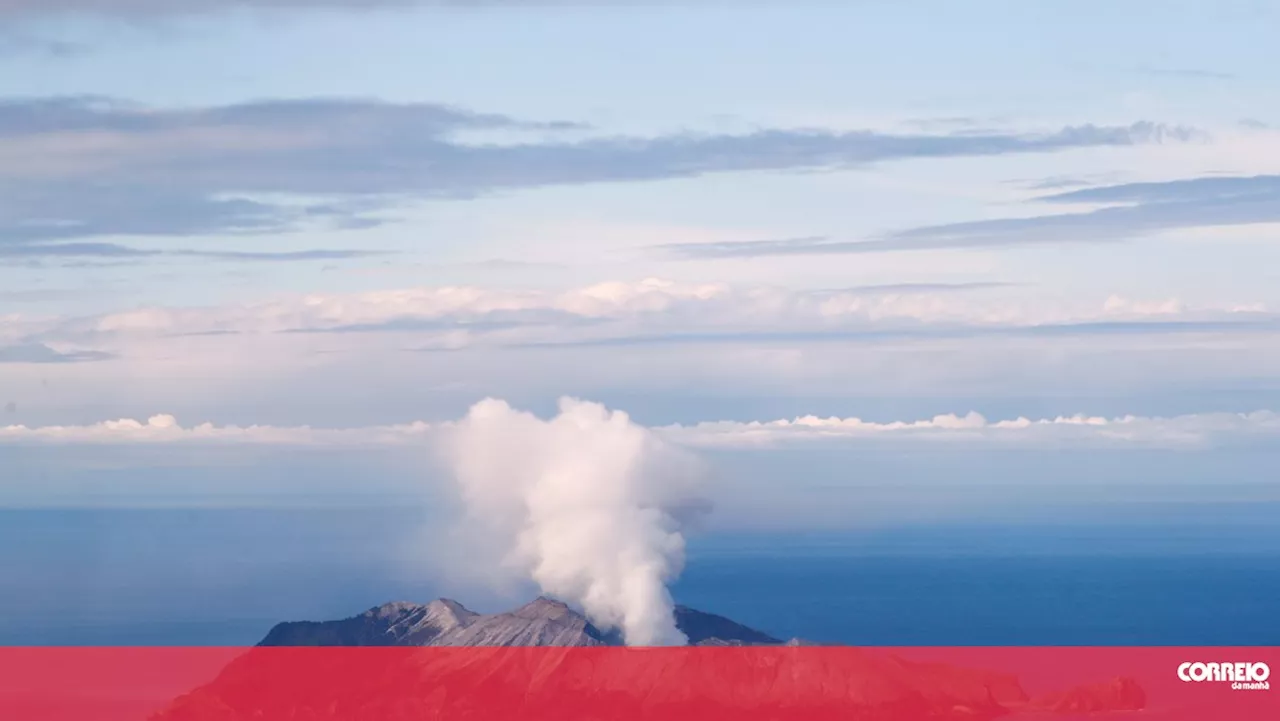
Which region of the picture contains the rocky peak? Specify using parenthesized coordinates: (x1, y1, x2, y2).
(436, 596, 617, 647)
(366, 601, 425, 622)
(511, 596, 576, 621)
(423, 598, 479, 627)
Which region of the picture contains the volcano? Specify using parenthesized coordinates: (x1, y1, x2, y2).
(148, 598, 1147, 721)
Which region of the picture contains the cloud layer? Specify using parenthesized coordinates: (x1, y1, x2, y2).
(663, 173, 1280, 258)
(0, 413, 430, 444)
(5, 406, 1278, 451)
(669, 409, 1280, 449)
(0, 95, 1193, 255)
(10, 279, 1269, 358)
(884, 173, 1280, 250)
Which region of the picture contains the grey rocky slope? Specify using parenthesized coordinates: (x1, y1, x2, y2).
(259, 596, 784, 647)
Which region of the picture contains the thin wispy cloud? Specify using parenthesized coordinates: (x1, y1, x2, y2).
(0, 342, 113, 363)
(661, 173, 1280, 258)
(170, 249, 389, 262)
(0, 288, 102, 303)
(817, 282, 1020, 294)
(0, 32, 85, 57)
(0, 0, 433, 20)
(660, 234, 1031, 257)
(1013, 171, 1128, 191)
(0, 241, 387, 262)
(1041, 174, 1280, 205)
(506, 319, 1280, 350)
(883, 173, 1280, 250)
(0, 95, 1195, 250)
(655, 235, 831, 259)
(2, 0, 772, 20)
(1133, 65, 1237, 80)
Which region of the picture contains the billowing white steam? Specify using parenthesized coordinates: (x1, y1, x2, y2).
(441, 397, 707, 646)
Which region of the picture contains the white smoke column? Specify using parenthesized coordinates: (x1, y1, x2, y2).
(442, 397, 707, 646)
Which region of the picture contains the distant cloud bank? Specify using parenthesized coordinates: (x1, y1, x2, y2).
(4, 403, 1278, 451)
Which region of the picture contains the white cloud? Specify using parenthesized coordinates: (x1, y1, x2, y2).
(5, 280, 1277, 431)
(0, 413, 430, 445)
(665, 410, 1280, 449)
(25, 278, 1272, 347)
(4, 405, 1278, 451)
(1102, 295, 1186, 316)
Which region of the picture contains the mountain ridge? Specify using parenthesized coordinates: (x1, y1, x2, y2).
(258, 596, 786, 647)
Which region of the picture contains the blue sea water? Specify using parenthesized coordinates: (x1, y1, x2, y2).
(675, 554, 1279, 646)
(1, 508, 1277, 646)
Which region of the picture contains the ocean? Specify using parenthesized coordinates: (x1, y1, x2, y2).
(676, 553, 1279, 646)
(2, 508, 1277, 646)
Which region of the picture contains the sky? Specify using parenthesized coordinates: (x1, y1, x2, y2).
(2, 0, 1280, 526)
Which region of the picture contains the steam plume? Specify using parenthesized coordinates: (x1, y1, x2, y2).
(441, 397, 707, 646)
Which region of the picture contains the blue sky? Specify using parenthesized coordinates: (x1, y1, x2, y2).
(2, 0, 1280, 520)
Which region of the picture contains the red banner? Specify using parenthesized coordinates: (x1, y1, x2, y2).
(0, 646, 1274, 720)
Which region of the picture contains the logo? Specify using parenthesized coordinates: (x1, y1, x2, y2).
(1178, 662, 1270, 691)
